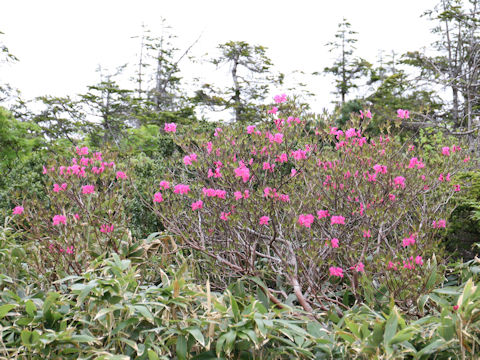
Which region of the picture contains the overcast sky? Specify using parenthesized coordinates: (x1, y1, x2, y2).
(2, 0, 439, 113)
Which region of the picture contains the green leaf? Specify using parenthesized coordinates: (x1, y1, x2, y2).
(21, 330, 40, 345)
(187, 328, 205, 346)
(25, 300, 36, 317)
(0, 304, 16, 319)
(176, 335, 187, 360)
(147, 349, 159, 360)
(383, 309, 398, 345)
(70, 334, 99, 343)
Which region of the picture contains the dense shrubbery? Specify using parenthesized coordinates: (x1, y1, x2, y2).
(1, 96, 479, 358)
(151, 98, 471, 311)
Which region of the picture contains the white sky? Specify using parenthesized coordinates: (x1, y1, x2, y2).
(1, 0, 439, 114)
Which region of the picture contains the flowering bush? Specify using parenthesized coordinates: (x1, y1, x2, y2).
(152, 96, 470, 310)
(10, 147, 135, 284)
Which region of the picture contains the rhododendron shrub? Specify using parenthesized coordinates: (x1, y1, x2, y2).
(153, 97, 470, 310)
(11, 148, 134, 284)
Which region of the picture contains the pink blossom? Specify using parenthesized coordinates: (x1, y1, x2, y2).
(153, 192, 164, 203)
(243, 190, 250, 199)
(159, 181, 170, 190)
(268, 107, 278, 114)
(454, 184, 461, 192)
(432, 219, 446, 228)
(415, 256, 423, 265)
(387, 261, 397, 270)
(214, 127, 222, 137)
(274, 93, 287, 103)
(52, 215, 66, 226)
(12, 206, 24, 215)
(234, 164, 250, 183)
(442, 146, 450, 156)
(331, 238, 339, 248)
(331, 215, 345, 225)
(191, 200, 204, 211)
(74, 213, 80, 220)
(164, 122, 177, 133)
(272, 133, 283, 144)
(317, 210, 329, 219)
(389, 194, 396, 201)
(65, 246, 74, 255)
(394, 176, 406, 189)
(290, 168, 297, 177)
(116, 171, 127, 180)
(291, 149, 307, 160)
(402, 233, 416, 247)
(397, 109, 410, 119)
(53, 183, 67, 192)
(82, 185, 95, 194)
(363, 230, 371, 238)
(174, 184, 190, 194)
(298, 214, 315, 228)
(259, 216, 270, 225)
(345, 128, 357, 139)
(100, 224, 114, 233)
(234, 191, 243, 200)
(220, 212, 230, 221)
(350, 262, 365, 272)
(276, 153, 288, 163)
(263, 162, 272, 170)
(247, 125, 256, 134)
(329, 266, 344, 278)
(75, 146, 89, 155)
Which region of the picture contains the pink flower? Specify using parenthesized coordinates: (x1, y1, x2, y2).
(331, 238, 339, 248)
(415, 256, 423, 265)
(65, 246, 74, 255)
(268, 107, 278, 114)
(74, 213, 80, 220)
(329, 266, 344, 278)
(397, 109, 410, 119)
(290, 168, 297, 177)
(100, 224, 114, 233)
(402, 234, 416, 247)
(432, 219, 446, 228)
(174, 184, 190, 194)
(442, 146, 450, 156)
(220, 212, 230, 221)
(298, 214, 315, 228)
(159, 181, 170, 189)
(259, 216, 270, 225)
(75, 146, 89, 155)
(53, 183, 67, 192)
(12, 206, 24, 215)
(389, 194, 396, 201)
(234, 164, 250, 183)
(82, 185, 95, 194)
(214, 127, 222, 137)
(234, 191, 243, 200)
(274, 93, 287, 103)
(394, 176, 406, 189)
(345, 128, 357, 139)
(317, 210, 330, 219)
(363, 230, 371, 238)
(191, 200, 203, 211)
(52, 215, 66, 226)
(454, 184, 461, 192)
(272, 133, 283, 144)
(116, 171, 127, 180)
(331, 215, 345, 225)
(153, 192, 164, 203)
(247, 125, 256, 134)
(350, 262, 365, 273)
(164, 122, 177, 133)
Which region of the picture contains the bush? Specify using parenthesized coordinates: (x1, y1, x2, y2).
(150, 97, 471, 311)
